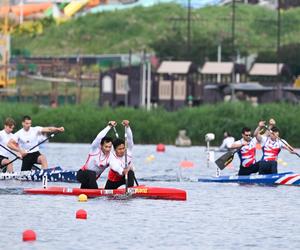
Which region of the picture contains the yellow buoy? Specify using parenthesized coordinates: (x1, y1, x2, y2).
(78, 194, 88, 202)
(146, 154, 155, 162)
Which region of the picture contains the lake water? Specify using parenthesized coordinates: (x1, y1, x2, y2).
(1, 143, 300, 250)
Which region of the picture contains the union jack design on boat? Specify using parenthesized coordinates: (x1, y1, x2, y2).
(198, 172, 300, 186)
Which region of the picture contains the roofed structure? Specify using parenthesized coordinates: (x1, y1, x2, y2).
(157, 61, 192, 74)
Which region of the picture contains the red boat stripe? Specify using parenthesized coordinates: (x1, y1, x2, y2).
(281, 175, 300, 185)
(278, 175, 299, 184)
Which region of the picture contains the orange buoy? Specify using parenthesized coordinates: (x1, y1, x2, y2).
(76, 209, 87, 220)
(22, 230, 36, 241)
(179, 160, 194, 168)
(156, 144, 165, 152)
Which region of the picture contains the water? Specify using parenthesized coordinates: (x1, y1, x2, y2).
(1, 143, 300, 250)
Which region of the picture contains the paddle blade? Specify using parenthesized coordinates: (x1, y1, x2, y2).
(215, 151, 235, 170)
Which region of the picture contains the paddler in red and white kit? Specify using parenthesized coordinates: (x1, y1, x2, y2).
(254, 120, 297, 174)
(104, 120, 137, 189)
(230, 126, 260, 176)
(77, 121, 117, 189)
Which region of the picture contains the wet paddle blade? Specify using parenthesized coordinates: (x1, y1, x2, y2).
(215, 151, 235, 170)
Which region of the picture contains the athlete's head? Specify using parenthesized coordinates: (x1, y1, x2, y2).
(22, 115, 32, 131)
(4, 117, 16, 133)
(113, 138, 125, 157)
(270, 126, 280, 141)
(241, 127, 252, 142)
(101, 136, 113, 154)
(224, 131, 231, 138)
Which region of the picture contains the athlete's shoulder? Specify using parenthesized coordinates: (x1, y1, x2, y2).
(14, 128, 23, 135)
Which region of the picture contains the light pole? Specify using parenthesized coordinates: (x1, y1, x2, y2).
(187, 0, 191, 59)
(276, 0, 281, 99)
(20, 0, 24, 25)
(231, 0, 236, 84)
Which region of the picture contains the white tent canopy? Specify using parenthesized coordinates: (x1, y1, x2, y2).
(200, 62, 234, 74)
(249, 63, 284, 76)
(157, 61, 192, 74)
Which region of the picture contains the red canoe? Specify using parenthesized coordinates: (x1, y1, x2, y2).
(24, 185, 187, 201)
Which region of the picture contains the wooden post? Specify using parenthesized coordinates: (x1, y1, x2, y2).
(76, 55, 82, 104)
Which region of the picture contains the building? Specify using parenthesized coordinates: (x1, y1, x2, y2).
(200, 61, 247, 103)
(99, 60, 199, 110)
(99, 64, 154, 108)
(156, 61, 199, 110)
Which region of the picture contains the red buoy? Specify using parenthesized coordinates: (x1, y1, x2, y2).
(22, 230, 36, 241)
(76, 209, 87, 220)
(179, 160, 194, 168)
(156, 143, 165, 152)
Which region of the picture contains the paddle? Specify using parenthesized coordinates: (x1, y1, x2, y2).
(215, 149, 239, 170)
(124, 126, 129, 193)
(112, 126, 119, 139)
(265, 126, 300, 158)
(113, 125, 139, 186)
(1, 132, 57, 171)
(0, 144, 41, 172)
(0, 143, 19, 172)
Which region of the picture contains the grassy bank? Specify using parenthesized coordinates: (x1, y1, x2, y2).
(1, 102, 300, 146)
(12, 4, 300, 56)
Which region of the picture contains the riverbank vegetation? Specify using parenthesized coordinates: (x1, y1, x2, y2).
(1, 102, 299, 146)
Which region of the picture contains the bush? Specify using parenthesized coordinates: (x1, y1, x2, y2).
(1, 102, 299, 146)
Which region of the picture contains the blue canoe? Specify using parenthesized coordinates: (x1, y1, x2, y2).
(198, 172, 300, 186)
(0, 166, 77, 183)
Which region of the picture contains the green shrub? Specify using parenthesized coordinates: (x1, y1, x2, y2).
(1, 102, 300, 146)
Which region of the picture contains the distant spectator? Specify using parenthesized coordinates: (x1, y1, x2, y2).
(219, 131, 235, 152)
(50, 100, 58, 108)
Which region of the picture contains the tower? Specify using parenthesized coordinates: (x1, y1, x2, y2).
(0, 0, 15, 88)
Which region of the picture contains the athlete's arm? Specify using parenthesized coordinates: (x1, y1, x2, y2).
(41, 126, 64, 133)
(7, 138, 27, 158)
(254, 121, 265, 143)
(230, 140, 242, 149)
(91, 121, 116, 149)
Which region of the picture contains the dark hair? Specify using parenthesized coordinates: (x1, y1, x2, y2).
(101, 136, 113, 145)
(224, 131, 231, 137)
(270, 126, 280, 133)
(22, 115, 31, 122)
(113, 138, 125, 149)
(242, 127, 251, 134)
(4, 117, 16, 127)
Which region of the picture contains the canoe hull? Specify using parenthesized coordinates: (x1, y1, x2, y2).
(24, 186, 187, 201)
(0, 167, 77, 183)
(198, 172, 300, 186)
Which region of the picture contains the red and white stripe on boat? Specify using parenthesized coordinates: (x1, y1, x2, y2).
(275, 174, 300, 185)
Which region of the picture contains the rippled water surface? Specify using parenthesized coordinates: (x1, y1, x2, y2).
(1, 143, 300, 250)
